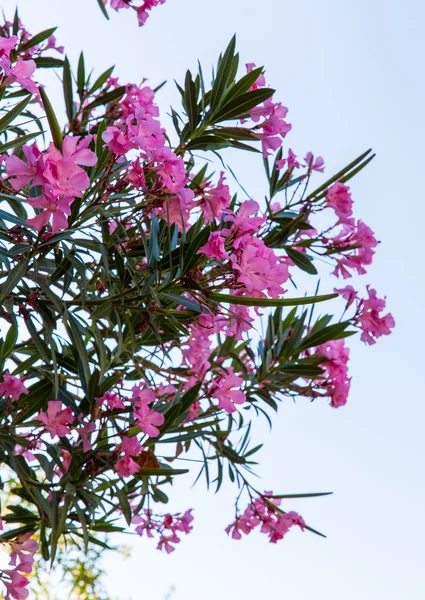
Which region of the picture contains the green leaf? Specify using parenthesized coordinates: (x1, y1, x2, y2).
(116, 488, 132, 526)
(63, 56, 74, 123)
(0, 131, 42, 154)
(85, 86, 125, 111)
(210, 35, 236, 112)
(2, 323, 18, 357)
(20, 27, 57, 51)
(286, 247, 318, 275)
(211, 88, 275, 123)
(209, 292, 338, 307)
(299, 321, 353, 350)
(88, 66, 115, 96)
(0, 95, 32, 132)
(39, 87, 63, 150)
(0, 208, 28, 228)
(221, 67, 264, 105)
(77, 52, 85, 98)
(34, 57, 64, 69)
(66, 313, 90, 390)
(96, 0, 110, 19)
(185, 134, 230, 152)
(184, 70, 199, 133)
(307, 149, 374, 201)
(0, 258, 29, 301)
(90, 299, 113, 320)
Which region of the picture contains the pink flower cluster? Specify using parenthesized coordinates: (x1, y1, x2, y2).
(5, 137, 97, 233)
(315, 339, 351, 408)
(132, 508, 194, 553)
(102, 87, 196, 230)
(337, 285, 395, 345)
(226, 493, 305, 544)
(103, 0, 166, 26)
(246, 64, 292, 157)
(0, 533, 38, 600)
(36, 400, 74, 439)
(326, 219, 378, 279)
(0, 372, 28, 400)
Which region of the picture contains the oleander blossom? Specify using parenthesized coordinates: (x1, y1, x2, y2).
(356, 286, 395, 345)
(5, 136, 97, 233)
(36, 400, 74, 439)
(133, 509, 194, 553)
(315, 340, 351, 408)
(226, 493, 305, 544)
(0, 372, 28, 400)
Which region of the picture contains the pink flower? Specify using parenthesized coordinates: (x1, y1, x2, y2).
(152, 147, 186, 193)
(132, 387, 165, 437)
(158, 187, 195, 230)
(2, 58, 39, 97)
(327, 219, 377, 278)
(0, 372, 28, 400)
(304, 152, 325, 173)
(9, 534, 38, 573)
(326, 182, 353, 223)
(212, 369, 246, 413)
(3, 569, 30, 600)
(96, 391, 125, 410)
(115, 456, 140, 477)
(224, 200, 266, 238)
(231, 237, 289, 297)
(5, 143, 44, 191)
(196, 172, 231, 223)
(36, 400, 74, 439)
(226, 304, 255, 340)
(26, 193, 73, 234)
(77, 421, 96, 452)
(276, 148, 300, 170)
(0, 35, 17, 58)
(182, 324, 212, 374)
(128, 158, 146, 189)
(43, 137, 97, 197)
(357, 286, 395, 345)
(335, 285, 358, 308)
(226, 493, 305, 544)
(102, 126, 133, 155)
(198, 231, 229, 261)
(121, 436, 142, 456)
(316, 339, 351, 408)
(246, 62, 266, 89)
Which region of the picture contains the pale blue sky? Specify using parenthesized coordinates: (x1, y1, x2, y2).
(4, 0, 425, 598)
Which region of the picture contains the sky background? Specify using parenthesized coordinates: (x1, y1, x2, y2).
(3, 0, 425, 598)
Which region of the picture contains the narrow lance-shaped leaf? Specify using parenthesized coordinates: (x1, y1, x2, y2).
(39, 87, 63, 150)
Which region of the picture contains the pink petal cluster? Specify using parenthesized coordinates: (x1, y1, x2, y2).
(133, 508, 194, 553)
(115, 455, 140, 477)
(196, 172, 231, 223)
(226, 493, 305, 544)
(0, 533, 38, 600)
(335, 285, 395, 345)
(326, 219, 378, 278)
(356, 286, 395, 345)
(315, 339, 351, 408)
(198, 231, 229, 261)
(326, 182, 353, 223)
(36, 400, 74, 439)
(96, 390, 125, 410)
(131, 385, 165, 437)
(0, 372, 28, 400)
(211, 368, 246, 413)
(5, 137, 96, 234)
(231, 235, 289, 297)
